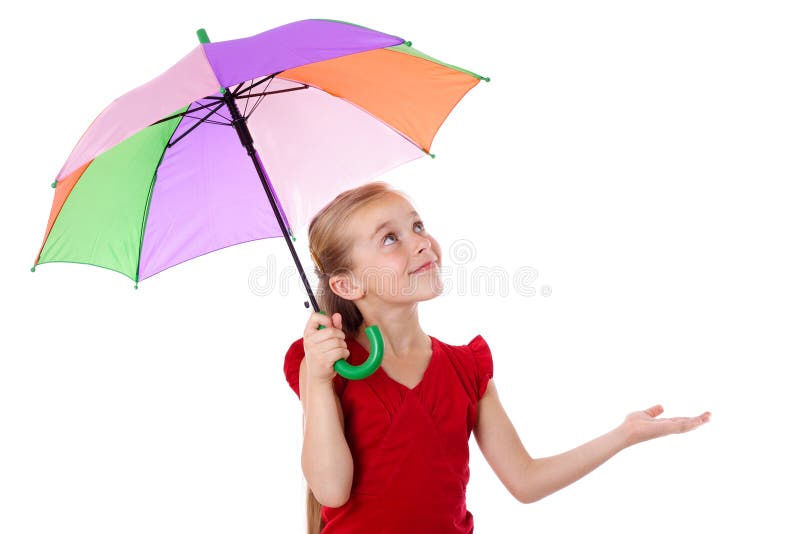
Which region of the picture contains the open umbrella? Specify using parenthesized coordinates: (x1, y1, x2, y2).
(32, 19, 488, 378)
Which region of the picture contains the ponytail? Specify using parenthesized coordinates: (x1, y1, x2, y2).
(306, 486, 322, 534)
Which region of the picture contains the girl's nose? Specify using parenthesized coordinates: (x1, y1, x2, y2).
(416, 235, 432, 254)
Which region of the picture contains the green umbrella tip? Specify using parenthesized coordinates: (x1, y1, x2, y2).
(404, 40, 412, 46)
(134, 283, 139, 290)
(30, 265, 36, 273)
(196, 28, 211, 44)
(426, 151, 436, 159)
(482, 76, 491, 82)
(51, 180, 57, 188)
(291, 235, 296, 242)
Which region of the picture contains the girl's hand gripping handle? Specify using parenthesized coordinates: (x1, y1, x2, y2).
(316, 311, 383, 380)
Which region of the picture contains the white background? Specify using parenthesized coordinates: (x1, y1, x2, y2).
(2, 1, 798, 532)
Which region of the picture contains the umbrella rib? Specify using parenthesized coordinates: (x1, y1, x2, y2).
(240, 85, 309, 119)
(234, 73, 279, 97)
(197, 119, 232, 126)
(150, 99, 226, 127)
(181, 117, 230, 126)
(249, 75, 275, 116)
(241, 73, 275, 118)
(242, 81, 252, 118)
(210, 104, 233, 124)
(167, 102, 227, 148)
(227, 74, 280, 119)
(244, 82, 265, 118)
(237, 86, 310, 99)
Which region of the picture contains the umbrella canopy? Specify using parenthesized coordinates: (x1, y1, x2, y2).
(34, 19, 487, 284)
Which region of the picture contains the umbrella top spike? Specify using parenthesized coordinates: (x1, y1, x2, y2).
(196, 29, 228, 95)
(196, 28, 211, 44)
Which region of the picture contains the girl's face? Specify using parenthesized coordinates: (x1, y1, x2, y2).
(340, 193, 443, 305)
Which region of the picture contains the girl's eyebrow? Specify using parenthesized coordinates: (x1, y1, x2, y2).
(370, 210, 420, 239)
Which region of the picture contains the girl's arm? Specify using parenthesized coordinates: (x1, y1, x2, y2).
(474, 379, 710, 504)
(299, 359, 354, 508)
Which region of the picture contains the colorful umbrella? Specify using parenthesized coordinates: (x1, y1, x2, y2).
(33, 19, 487, 378)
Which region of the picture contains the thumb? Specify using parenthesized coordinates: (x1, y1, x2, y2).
(333, 312, 343, 330)
(644, 404, 664, 418)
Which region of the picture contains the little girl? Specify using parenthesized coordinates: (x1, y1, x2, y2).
(283, 181, 711, 533)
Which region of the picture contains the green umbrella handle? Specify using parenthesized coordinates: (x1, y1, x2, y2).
(317, 314, 383, 380)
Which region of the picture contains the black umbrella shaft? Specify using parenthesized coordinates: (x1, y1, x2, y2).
(221, 90, 320, 313)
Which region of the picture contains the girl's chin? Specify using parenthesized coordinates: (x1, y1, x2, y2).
(409, 278, 445, 299)
(417, 292, 442, 302)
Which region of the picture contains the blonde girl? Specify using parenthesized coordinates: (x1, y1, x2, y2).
(284, 181, 710, 533)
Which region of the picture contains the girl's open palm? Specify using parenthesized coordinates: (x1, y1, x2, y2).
(621, 405, 711, 447)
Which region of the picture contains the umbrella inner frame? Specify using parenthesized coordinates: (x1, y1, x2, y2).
(152, 74, 311, 149)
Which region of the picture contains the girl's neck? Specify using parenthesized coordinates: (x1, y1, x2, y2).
(355, 303, 429, 360)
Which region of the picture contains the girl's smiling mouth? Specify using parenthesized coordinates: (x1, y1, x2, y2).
(410, 260, 435, 274)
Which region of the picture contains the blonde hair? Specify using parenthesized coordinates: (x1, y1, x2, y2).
(303, 180, 406, 533)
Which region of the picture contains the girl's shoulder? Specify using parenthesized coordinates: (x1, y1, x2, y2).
(431, 334, 494, 400)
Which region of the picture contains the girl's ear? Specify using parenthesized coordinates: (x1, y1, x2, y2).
(329, 272, 363, 301)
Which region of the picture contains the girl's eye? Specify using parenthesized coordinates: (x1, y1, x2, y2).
(382, 222, 425, 246)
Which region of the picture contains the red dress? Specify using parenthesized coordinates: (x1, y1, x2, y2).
(284, 334, 494, 533)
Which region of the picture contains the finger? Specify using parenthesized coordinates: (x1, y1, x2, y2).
(670, 415, 709, 434)
(332, 312, 343, 331)
(303, 312, 330, 335)
(307, 326, 346, 346)
(308, 334, 347, 353)
(311, 344, 349, 367)
(679, 417, 704, 433)
(690, 412, 712, 426)
(304, 312, 334, 336)
(644, 405, 664, 418)
(329, 346, 350, 362)
(670, 412, 711, 426)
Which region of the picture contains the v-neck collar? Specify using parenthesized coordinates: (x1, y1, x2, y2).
(348, 335, 437, 392)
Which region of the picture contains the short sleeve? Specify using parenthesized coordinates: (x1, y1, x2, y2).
(283, 338, 305, 400)
(283, 338, 347, 400)
(467, 335, 494, 399)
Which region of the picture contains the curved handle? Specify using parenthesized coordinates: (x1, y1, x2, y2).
(317, 314, 383, 380)
(334, 324, 383, 380)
